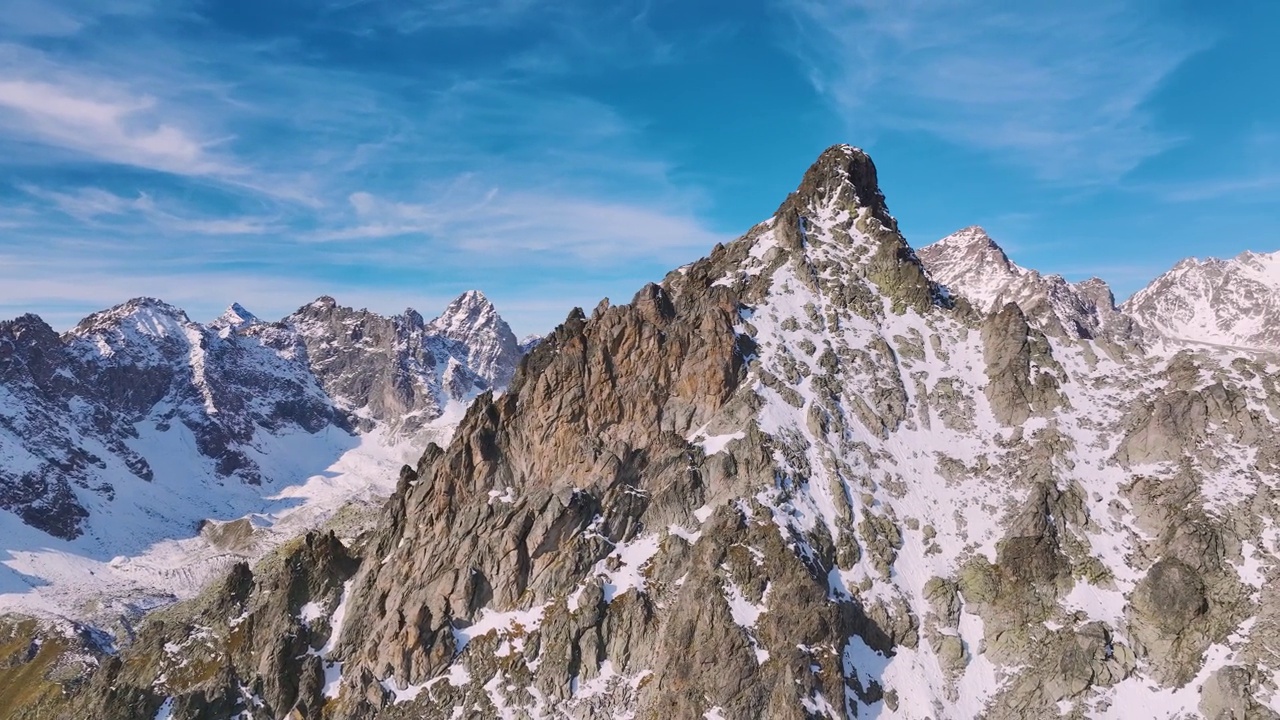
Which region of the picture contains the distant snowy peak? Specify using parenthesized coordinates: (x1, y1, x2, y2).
(426, 290, 509, 347)
(918, 226, 1040, 308)
(1124, 249, 1280, 352)
(919, 227, 1136, 341)
(63, 297, 201, 366)
(922, 226, 1018, 283)
(68, 297, 193, 341)
(427, 290, 522, 388)
(210, 302, 260, 333)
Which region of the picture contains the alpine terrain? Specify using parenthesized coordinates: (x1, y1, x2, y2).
(3, 146, 1279, 719)
(0, 291, 521, 629)
(1123, 251, 1280, 352)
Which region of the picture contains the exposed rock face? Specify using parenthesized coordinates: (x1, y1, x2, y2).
(1132, 558, 1207, 635)
(5, 145, 1280, 720)
(979, 303, 1065, 426)
(8, 531, 362, 720)
(1200, 666, 1280, 720)
(286, 293, 516, 437)
(919, 226, 1138, 342)
(1124, 250, 1280, 351)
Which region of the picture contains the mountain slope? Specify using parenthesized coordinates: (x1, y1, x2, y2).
(8, 146, 1280, 720)
(918, 226, 1138, 342)
(1124, 250, 1280, 351)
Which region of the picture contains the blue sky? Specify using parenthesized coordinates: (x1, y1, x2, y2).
(0, 1, 1276, 335)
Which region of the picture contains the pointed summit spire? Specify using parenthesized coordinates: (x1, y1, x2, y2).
(426, 290, 521, 388)
(211, 302, 259, 332)
(934, 226, 1000, 251)
(427, 290, 500, 338)
(921, 226, 1015, 275)
(788, 144, 897, 232)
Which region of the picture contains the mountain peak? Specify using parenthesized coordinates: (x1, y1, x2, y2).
(0, 313, 61, 352)
(695, 144, 940, 316)
(919, 228, 1136, 341)
(428, 291, 499, 335)
(121, 296, 188, 315)
(399, 307, 425, 329)
(211, 302, 259, 332)
(917, 228, 1021, 300)
(1125, 248, 1280, 350)
(454, 289, 492, 309)
(70, 297, 192, 337)
(1232, 248, 1280, 278)
(934, 225, 999, 250)
(788, 144, 896, 232)
(426, 290, 521, 388)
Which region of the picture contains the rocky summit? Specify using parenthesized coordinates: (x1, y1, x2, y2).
(3, 145, 1280, 719)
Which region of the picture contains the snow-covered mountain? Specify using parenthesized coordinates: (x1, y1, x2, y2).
(918, 226, 1138, 342)
(5, 147, 1280, 720)
(0, 291, 523, 621)
(1123, 250, 1280, 352)
(425, 290, 523, 390)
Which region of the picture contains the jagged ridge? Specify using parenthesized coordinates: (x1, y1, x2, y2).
(1124, 250, 1280, 352)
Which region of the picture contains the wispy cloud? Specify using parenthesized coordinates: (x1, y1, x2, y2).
(783, 0, 1207, 184)
(0, 71, 234, 177)
(0, 0, 158, 38)
(19, 185, 137, 220)
(325, 0, 541, 31)
(20, 185, 275, 235)
(317, 185, 727, 266)
(1151, 174, 1280, 203)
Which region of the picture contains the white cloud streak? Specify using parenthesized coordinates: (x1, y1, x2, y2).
(20, 185, 275, 235)
(0, 75, 234, 176)
(319, 186, 727, 265)
(784, 0, 1207, 183)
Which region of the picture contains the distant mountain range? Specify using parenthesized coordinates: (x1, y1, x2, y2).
(0, 290, 521, 542)
(918, 225, 1280, 355)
